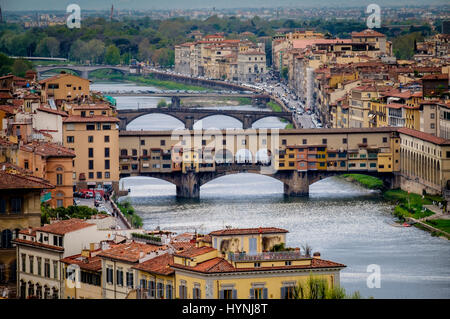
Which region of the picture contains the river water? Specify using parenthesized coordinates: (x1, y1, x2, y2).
(92, 80, 450, 299)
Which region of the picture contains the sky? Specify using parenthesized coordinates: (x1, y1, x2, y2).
(1, 0, 449, 11)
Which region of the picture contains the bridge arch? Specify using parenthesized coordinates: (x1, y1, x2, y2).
(215, 149, 234, 164)
(125, 112, 186, 130)
(235, 149, 253, 163)
(250, 114, 292, 127)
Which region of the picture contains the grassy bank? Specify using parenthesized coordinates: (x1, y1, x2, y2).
(340, 175, 448, 237)
(116, 200, 143, 228)
(340, 174, 384, 190)
(222, 97, 252, 105)
(267, 101, 283, 112)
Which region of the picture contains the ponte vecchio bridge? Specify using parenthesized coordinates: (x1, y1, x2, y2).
(117, 127, 450, 199)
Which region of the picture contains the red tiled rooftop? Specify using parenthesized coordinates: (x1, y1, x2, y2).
(421, 74, 448, 81)
(61, 254, 102, 272)
(132, 253, 174, 276)
(98, 242, 166, 263)
(174, 246, 216, 258)
(209, 227, 288, 236)
(37, 106, 68, 117)
(352, 29, 386, 38)
(35, 219, 95, 235)
(398, 127, 450, 146)
(63, 115, 119, 123)
(12, 238, 64, 251)
(0, 169, 54, 189)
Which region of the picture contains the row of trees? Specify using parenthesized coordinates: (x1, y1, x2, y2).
(0, 15, 439, 67)
(0, 53, 33, 77)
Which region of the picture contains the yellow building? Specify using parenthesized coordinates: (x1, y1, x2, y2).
(170, 227, 345, 299)
(0, 169, 54, 298)
(63, 104, 119, 192)
(39, 73, 90, 104)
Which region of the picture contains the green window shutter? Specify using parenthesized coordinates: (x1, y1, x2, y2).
(281, 287, 286, 299)
(232, 289, 237, 299)
(263, 288, 268, 299)
(250, 288, 254, 299)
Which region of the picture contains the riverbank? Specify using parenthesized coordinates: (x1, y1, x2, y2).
(116, 200, 143, 228)
(90, 70, 209, 91)
(267, 101, 293, 129)
(339, 174, 448, 238)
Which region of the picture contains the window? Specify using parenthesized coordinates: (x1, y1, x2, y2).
(179, 284, 188, 299)
(362, 138, 367, 144)
(157, 283, 164, 299)
(383, 137, 388, 143)
(67, 136, 74, 143)
(86, 124, 95, 131)
(56, 174, 63, 185)
(193, 286, 201, 299)
(343, 138, 347, 144)
(431, 123, 435, 129)
(282, 139, 287, 145)
(251, 287, 267, 299)
(97, 123, 101, 130)
(44, 259, 50, 278)
(66, 123, 75, 131)
(21, 254, 26, 272)
(88, 136, 94, 143)
(11, 198, 22, 214)
(132, 149, 137, 156)
(281, 286, 295, 299)
(105, 172, 110, 179)
(148, 280, 155, 298)
(302, 139, 307, 145)
(53, 261, 58, 279)
(116, 270, 123, 286)
(97, 172, 102, 179)
(221, 289, 236, 299)
(126, 272, 134, 288)
(106, 268, 113, 284)
(166, 284, 173, 299)
(160, 140, 166, 146)
(105, 148, 110, 158)
(102, 124, 111, 130)
(285, 261, 292, 266)
(105, 160, 110, 170)
(88, 160, 94, 170)
(0, 199, 5, 214)
(88, 172, 93, 179)
(104, 135, 110, 142)
(88, 148, 94, 158)
(430, 113, 435, 119)
(254, 262, 261, 268)
(322, 138, 327, 144)
(37, 257, 41, 276)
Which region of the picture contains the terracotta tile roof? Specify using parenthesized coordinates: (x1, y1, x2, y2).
(174, 246, 216, 258)
(98, 242, 166, 263)
(421, 74, 448, 80)
(61, 254, 102, 272)
(172, 257, 346, 274)
(398, 128, 450, 146)
(35, 219, 95, 235)
(39, 73, 89, 84)
(173, 232, 194, 242)
(197, 234, 212, 243)
(132, 253, 174, 275)
(12, 238, 64, 251)
(352, 29, 385, 38)
(0, 92, 12, 99)
(29, 142, 75, 158)
(0, 105, 16, 114)
(37, 106, 68, 117)
(71, 104, 111, 110)
(63, 115, 119, 123)
(239, 50, 265, 55)
(170, 241, 195, 251)
(209, 227, 288, 236)
(0, 168, 54, 189)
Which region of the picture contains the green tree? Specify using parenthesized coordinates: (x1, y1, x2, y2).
(36, 37, 60, 58)
(281, 66, 288, 80)
(157, 99, 167, 108)
(0, 53, 13, 76)
(138, 38, 153, 64)
(11, 59, 32, 77)
(105, 44, 121, 65)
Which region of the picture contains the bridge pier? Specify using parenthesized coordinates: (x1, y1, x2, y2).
(81, 70, 89, 79)
(243, 115, 254, 129)
(176, 171, 200, 199)
(185, 116, 194, 130)
(282, 170, 310, 196)
(171, 96, 181, 108)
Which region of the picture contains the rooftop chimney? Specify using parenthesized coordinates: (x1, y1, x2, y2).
(313, 252, 321, 259)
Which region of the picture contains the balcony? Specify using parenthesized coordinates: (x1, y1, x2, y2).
(228, 251, 309, 262)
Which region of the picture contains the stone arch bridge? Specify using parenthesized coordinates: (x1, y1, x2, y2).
(120, 166, 398, 199)
(117, 107, 295, 130)
(36, 65, 130, 79)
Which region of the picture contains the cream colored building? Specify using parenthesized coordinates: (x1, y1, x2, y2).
(39, 73, 90, 104)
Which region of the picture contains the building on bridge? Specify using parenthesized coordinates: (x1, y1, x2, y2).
(118, 128, 407, 198)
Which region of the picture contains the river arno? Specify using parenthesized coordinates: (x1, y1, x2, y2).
(93, 80, 450, 299)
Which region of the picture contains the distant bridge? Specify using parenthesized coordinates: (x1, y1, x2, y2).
(117, 107, 295, 130)
(11, 56, 68, 62)
(35, 65, 130, 79)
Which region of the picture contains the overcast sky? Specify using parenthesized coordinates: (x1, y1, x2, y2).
(1, 0, 449, 11)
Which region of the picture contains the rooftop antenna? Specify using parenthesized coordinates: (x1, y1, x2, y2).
(110, 4, 114, 22)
